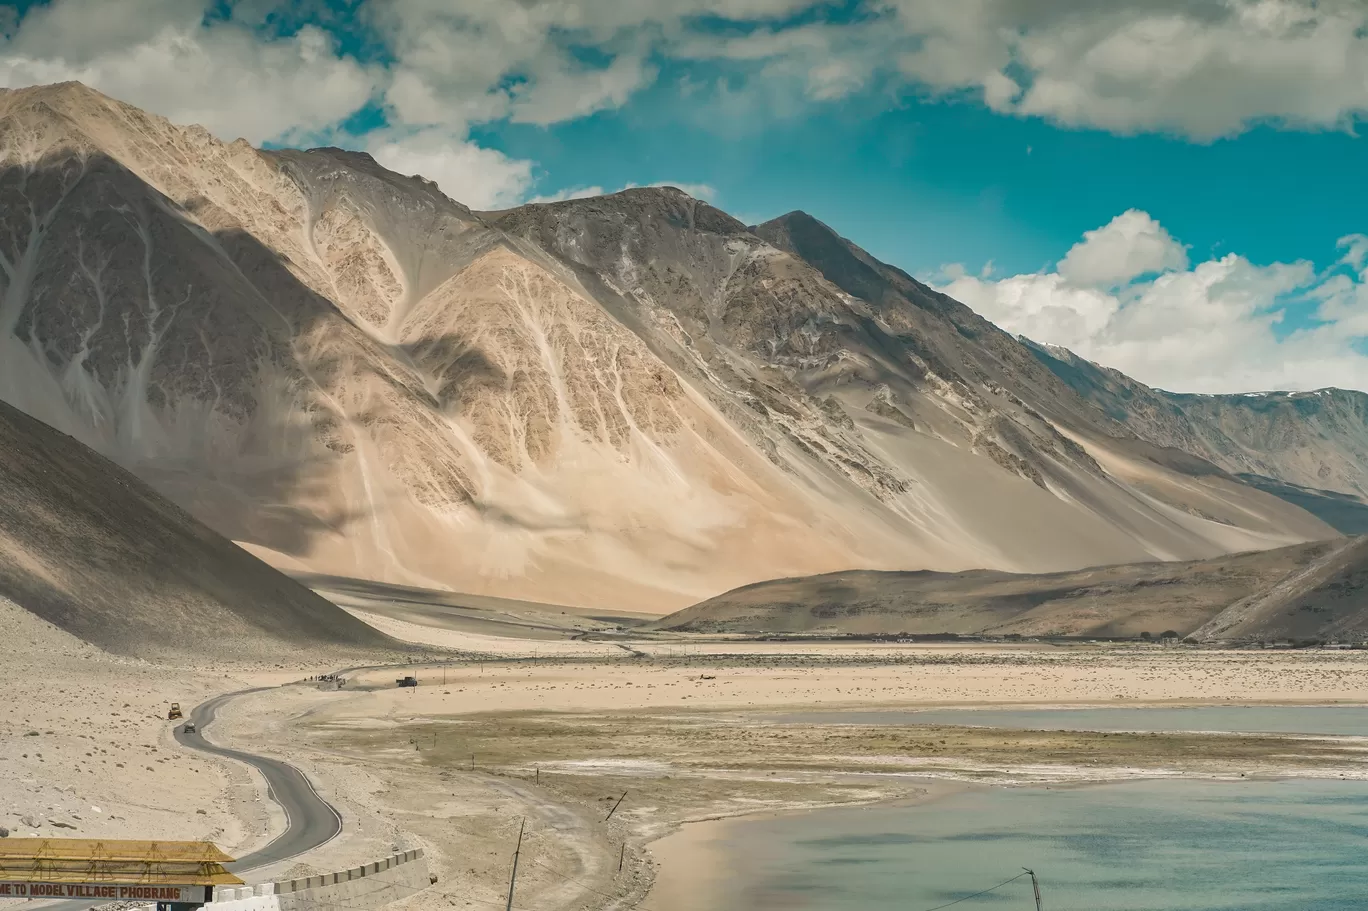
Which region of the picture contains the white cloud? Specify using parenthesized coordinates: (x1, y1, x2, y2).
(675, 20, 883, 103)
(366, 0, 809, 131)
(367, 128, 535, 210)
(633, 0, 1368, 139)
(1057, 209, 1189, 287)
(1338, 234, 1368, 273)
(934, 213, 1368, 393)
(0, 2, 378, 144)
(884, 0, 1368, 139)
(508, 52, 656, 126)
(5, 0, 1368, 166)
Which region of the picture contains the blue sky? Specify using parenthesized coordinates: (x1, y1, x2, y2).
(485, 90, 1368, 282)
(2, 0, 1368, 392)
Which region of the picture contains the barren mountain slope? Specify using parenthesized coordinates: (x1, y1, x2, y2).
(1194, 536, 1368, 642)
(0, 398, 393, 659)
(1027, 342, 1368, 533)
(0, 82, 1337, 612)
(652, 539, 1348, 640)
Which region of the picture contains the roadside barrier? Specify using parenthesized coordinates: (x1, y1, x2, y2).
(203, 849, 428, 911)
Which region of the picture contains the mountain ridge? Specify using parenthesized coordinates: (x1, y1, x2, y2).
(1024, 340, 1368, 533)
(651, 536, 1367, 642)
(0, 81, 1349, 613)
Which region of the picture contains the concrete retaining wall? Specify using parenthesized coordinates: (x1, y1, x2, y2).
(206, 849, 429, 911)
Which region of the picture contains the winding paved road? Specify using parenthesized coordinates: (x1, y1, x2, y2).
(36, 687, 343, 911)
(174, 688, 343, 873)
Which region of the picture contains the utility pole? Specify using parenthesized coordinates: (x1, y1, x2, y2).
(605, 791, 628, 821)
(505, 818, 525, 911)
(1023, 869, 1042, 911)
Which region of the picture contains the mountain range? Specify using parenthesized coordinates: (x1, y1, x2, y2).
(0, 81, 1361, 618)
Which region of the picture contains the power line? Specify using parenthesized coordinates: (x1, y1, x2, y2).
(916, 871, 1030, 911)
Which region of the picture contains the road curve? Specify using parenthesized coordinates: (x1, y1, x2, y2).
(34, 687, 344, 911)
(174, 688, 344, 873)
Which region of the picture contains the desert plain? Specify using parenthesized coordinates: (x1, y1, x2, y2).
(6, 588, 1368, 911)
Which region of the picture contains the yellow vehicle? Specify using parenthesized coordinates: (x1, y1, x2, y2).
(168, 703, 183, 720)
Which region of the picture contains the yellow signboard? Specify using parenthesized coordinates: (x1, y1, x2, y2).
(0, 839, 243, 889)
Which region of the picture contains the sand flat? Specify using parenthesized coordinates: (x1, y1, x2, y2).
(224, 632, 1368, 911)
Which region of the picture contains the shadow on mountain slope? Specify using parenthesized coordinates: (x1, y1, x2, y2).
(0, 150, 373, 558)
(1235, 475, 1368, 535)
(0, 398, 396, 660)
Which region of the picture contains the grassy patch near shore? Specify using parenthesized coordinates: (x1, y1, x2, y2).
(318, 710, 1368, 784)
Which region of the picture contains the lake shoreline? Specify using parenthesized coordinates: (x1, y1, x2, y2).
(646, 780, 973, 911)
(643, 772, 1368, 910)
(641, 702, 1368, 911)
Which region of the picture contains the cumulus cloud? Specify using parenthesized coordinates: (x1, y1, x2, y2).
(364, 0, 802, 131)
(1338, 234, 1368, 272)
(934, 213, 1368, 393)
(0, 0, 377, 144)
(347, 0, 1368, 141)
(885, 0, 1368, 139)
(366, 129, 535, 210)
(509, 52, 657, 126)
(5, 0, 1368, 184)
(1057, 210, 1189, 287)
(665, 1, 1368, 138)
(4, 0, 1368, 216)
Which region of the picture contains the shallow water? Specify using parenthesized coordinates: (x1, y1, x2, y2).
(668, 779, 1368, 910)
(771, 705, 1368, 736)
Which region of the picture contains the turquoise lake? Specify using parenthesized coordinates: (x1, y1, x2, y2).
(685, 779, 1368, 910)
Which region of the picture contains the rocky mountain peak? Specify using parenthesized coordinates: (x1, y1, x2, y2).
(1, 80, 114, 110)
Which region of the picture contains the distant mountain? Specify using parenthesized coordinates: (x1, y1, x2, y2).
(651, 537, 1367, 643)
(0, 398, 394, 659)
(1193, 536, 1368, 642)
(0, 82, 1341, 612)
(1026, 341, 1368, 533)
